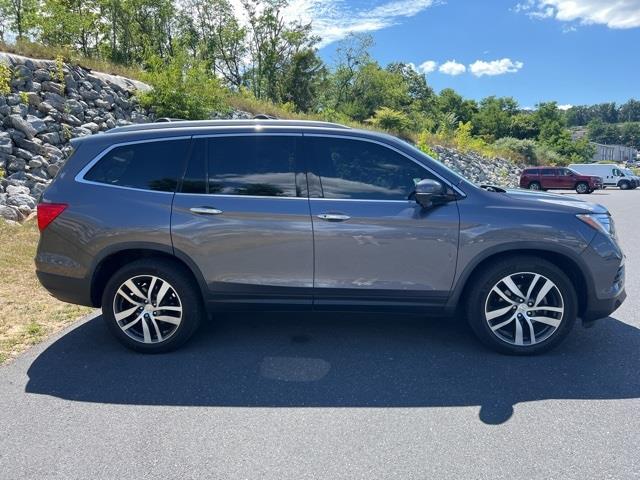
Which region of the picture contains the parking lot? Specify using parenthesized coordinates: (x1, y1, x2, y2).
(1, 189, 639, 480)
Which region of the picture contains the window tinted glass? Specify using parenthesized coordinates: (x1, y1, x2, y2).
(309, 137, 430, 200)
(541, 169, 556, 176)
(85, 139, 189, 192)
(181, 139, 207, 194)
(208, 136, 299, 197)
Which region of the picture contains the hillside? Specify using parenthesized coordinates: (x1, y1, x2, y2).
(0, 52, 525, 223)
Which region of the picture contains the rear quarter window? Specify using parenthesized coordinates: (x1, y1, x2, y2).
(83, 139, 190, 192)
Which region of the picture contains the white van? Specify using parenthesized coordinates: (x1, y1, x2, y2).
(568, 163, 637, 189)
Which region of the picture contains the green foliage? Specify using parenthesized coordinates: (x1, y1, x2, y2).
(366, 107, 411, 134)
(416, 131, 439, 158)
(19, 90, 28, 104)
(139, 54, 227, 120)
(54, 54, 65, 85)
(0, 62, 10, 95)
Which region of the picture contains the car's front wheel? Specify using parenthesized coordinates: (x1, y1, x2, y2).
(466, 256, 577, 355)
(575, 182, 589, 194)
(102, 258, 203, 353)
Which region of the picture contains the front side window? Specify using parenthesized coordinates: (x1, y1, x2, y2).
(207, 136, 299, 197)
(84, 139, 189, 192)
(308, 137, 431, 200)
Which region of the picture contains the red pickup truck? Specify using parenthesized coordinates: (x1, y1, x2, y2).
(519, 167, 603, 194)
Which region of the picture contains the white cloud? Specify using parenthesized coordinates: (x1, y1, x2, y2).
(558, 104, 573, 110)
(439, 60, 466, 75)
(469, 58, 524, 77)
(417, 60, 438, 74)
(273, 0, 439, 47)
(515, 0, 640, 29)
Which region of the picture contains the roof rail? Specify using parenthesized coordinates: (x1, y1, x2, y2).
(105, 118, 351, 134)
(253, 114, 278, 120)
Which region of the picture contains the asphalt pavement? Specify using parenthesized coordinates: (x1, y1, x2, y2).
(1, 188, 639, 479)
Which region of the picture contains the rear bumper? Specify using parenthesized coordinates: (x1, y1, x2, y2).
(36, 270, 94, 307)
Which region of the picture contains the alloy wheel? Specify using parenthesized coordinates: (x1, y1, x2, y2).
(112, 275, 183, 344)
(484, 272, 564, 346)
(529, 183, 540, 190)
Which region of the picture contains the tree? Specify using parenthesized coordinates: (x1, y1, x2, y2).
(509, 112, 539, 139)
(619, 99, 640, 123)
(281, 48, 326, 112)
(437, 88, 477, 124)
(386, 62, 436, 113)
(0, 0, 36, 39)
(241, 0, 318, 103)
(620, 123, 640, 149)
(328, 33, 373, 110)
(471, 96, 519, 141)
(180, 0, 246, 88)
(36, 0, 101, 56)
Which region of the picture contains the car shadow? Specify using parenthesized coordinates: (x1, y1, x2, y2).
(25, 312, 640, 425)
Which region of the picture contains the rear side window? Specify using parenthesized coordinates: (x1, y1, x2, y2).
(206, 135, 300, 197)
(541, 169, 556, 176)
(84, 139, 189, 192)
(307, 137, 431, 201)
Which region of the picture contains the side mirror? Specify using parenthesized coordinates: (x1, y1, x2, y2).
(413, 179, 445, 208)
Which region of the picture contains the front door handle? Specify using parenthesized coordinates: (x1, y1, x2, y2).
(190, 207, 223, 215)
(317, 213, 351, 222)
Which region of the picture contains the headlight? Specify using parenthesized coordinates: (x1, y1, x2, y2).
(577, 213, 616, 237)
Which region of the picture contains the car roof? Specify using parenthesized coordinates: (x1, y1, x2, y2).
(104, 119, 351, 134)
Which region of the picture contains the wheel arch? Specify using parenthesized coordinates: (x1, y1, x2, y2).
(90, 244, 208, 308)
(448, 247, 591, 318)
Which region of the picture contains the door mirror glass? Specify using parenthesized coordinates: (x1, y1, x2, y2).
(413, 179, 445, 208)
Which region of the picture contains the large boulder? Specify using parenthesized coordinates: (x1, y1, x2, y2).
(4, 115, 37, 140)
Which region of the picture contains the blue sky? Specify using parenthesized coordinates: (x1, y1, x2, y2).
(286, 0, 640, 108)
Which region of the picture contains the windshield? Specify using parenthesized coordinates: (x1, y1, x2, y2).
(623, 169, 635, 176)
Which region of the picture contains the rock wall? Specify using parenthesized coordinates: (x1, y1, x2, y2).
(0, 52, 151, 222)
(432, 145, 523, 188)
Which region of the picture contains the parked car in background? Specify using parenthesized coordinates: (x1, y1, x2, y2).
(519, 167, 602, 194)
(568, 163, 636, 190)
(35, 120, 626, 356)
(621, 168, 640, 189)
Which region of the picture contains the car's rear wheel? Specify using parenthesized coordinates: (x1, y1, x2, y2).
(575, 182, 589, 194)
(466, 256, 577, 355)
(528, 181, 541, 191)
(102, 258, 203, 353)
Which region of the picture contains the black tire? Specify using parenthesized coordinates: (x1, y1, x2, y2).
(466, 256, 577, 355)
(619, 181, 630, 190)
(102, 258, 204, 353)
(575, 182, 589, 194)
(528, 181, 541, 191)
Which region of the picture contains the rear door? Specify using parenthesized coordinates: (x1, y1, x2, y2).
(540, 168, 559, 189)
(171, 133, 314, 306)
(304, 134, 460, 309)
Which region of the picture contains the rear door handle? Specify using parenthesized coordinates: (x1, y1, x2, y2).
(190, 207, 223, 215)
(317, 213, 350, 222)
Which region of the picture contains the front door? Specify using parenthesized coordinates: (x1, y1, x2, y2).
(304, 135, 460, 309)
(171, 134, 314, 306)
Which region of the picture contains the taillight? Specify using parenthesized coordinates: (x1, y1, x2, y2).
(37, 203, 68, 231)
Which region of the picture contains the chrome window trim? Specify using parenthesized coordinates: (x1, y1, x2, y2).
(303, 133, 467, 199)
(74, 136, 191, 194)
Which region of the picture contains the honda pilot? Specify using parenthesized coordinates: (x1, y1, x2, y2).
(35, 120, 626, 355)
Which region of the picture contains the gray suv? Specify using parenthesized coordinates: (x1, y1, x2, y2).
(35, 120, 626, 355)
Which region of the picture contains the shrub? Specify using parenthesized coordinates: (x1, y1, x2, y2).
(493, 137, 537, 163)
(139, 54, 227, 120)
(366, 107, 411, 134)
(416, 131, 439, 159)
(0, 62, 11, 95)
